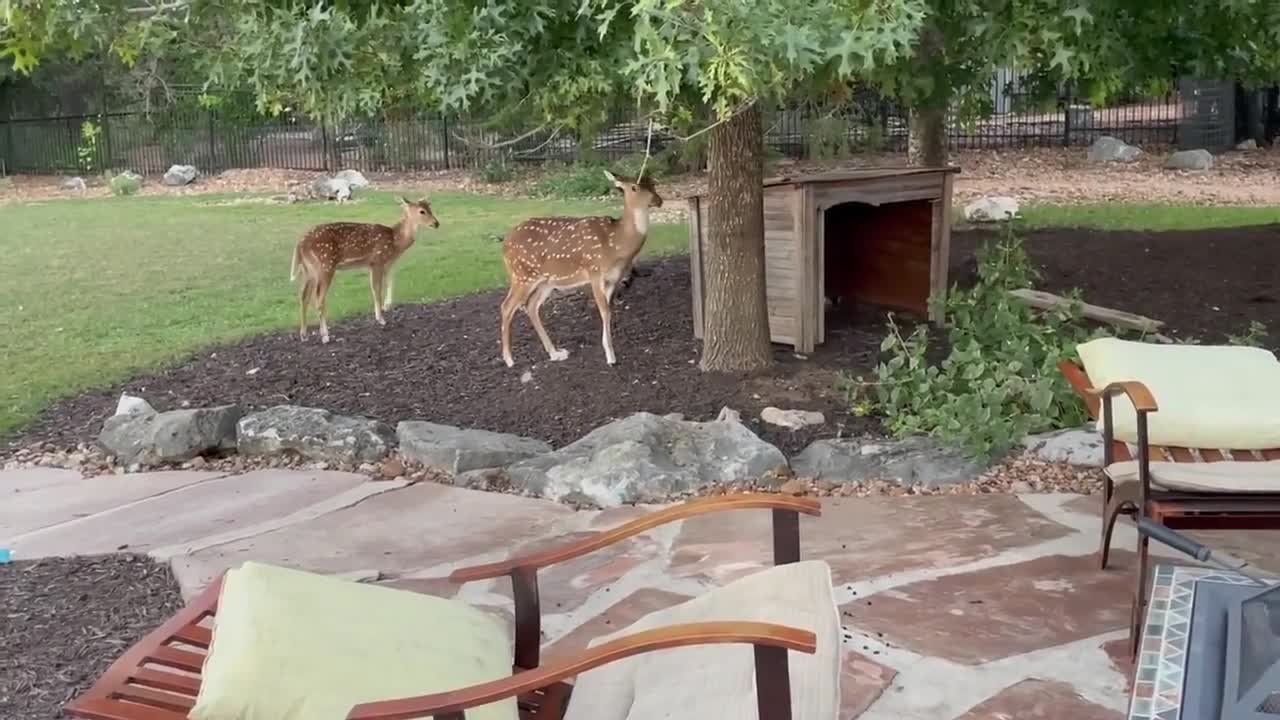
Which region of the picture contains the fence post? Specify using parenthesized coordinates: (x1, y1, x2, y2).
(207, 109, 218, 172)
(1062, 83, 1072, 147)
(99, 89, 114, 173)
(440, 114, 451, 169)
(321, 123, 331, 172)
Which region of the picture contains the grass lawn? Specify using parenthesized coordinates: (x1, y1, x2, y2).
(0, 191, 687, 437)
(2, 193, 1278, 439)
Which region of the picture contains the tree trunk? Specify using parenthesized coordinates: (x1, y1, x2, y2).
(699, 102, 773, 373)
(907, 105, 947, 166)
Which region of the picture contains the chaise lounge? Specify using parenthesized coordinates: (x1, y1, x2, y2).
(65, 494, 841, 720)
(1060, 337, 1280, 656)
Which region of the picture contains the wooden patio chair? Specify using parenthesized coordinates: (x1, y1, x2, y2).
(65, 494, 835, 720)
(1058, 337, 1280, 659)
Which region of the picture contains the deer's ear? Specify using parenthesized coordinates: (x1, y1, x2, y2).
(398, 196, 410, 206)
(603, 170, 622, 188)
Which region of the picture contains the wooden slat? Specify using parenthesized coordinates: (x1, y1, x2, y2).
(1112, 441, 1133, 462)
(1200, 449, 1227, 462)
(816, 192, 826, 344)
(66, 698, 188, 720)
(113, 685, 195, 713)
(1233, 450, 1261, 461)
(129, 668, 200, 696)
(170, 623, 211, 649)
(1263, 449, 1280, 460)
(1168, 447, 1196, 463)
(796, 185, 816, 353)
(1010, 289, 1164, 333)
(144, 646, 205, 673)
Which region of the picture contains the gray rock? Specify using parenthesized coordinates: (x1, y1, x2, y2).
(100, 405, 243, 465)
(1236, 139, 1258, 151)
(397, 421, 550, 474)
(791, 436, 985, 489)
(502, 412, 787, 507)
(162, 164, 198, 186)
(310, 177, 352, 202)
(1087, 136, 1142, 163)
(118, 170, 143, 183)
(1021, 427, 1104, 467)
(333, 169, 370, 189)
(61, 176, 87, 192)
(1165, 148, 1214, 171)
(962, 196, 1020, 222)
(237, 406, 394, 464)
(115, 393, 155, 417)
(760, 407, 825, 430)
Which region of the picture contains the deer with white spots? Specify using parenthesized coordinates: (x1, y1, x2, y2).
(500, 170, 663, 367)
(291, 196, 440, 343)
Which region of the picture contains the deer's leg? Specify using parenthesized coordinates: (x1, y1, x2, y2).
(382, 269, 394, 310)
(369, 266, 387, 326)
(526, 285, 568, 362)
(590, 276, 616, 365)
(315, 272, 334, 344)
(500, 282, 536, 368)
(298, 276, 314, 341)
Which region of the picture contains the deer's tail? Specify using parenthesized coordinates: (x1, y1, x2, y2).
(289, 242, 302, 282)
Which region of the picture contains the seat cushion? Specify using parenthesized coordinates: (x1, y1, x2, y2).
(1077, 338, 1280, 449)
(563, 560, 841, 720)
(1106, 459, 1280, 493)
(190, 561, 517, 720)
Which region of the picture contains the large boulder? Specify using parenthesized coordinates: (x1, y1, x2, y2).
(163, 164, 199, 186)
(237, 406, 394, 464)
(396, 421, 550, 474)
(791, 436, 985, 489)
(61, 176, 87, 193)
(962, 196, 1020, 223)
(1087, 136, 1142, 163)
(333, 169, 370, 189)
(100, 405, 243, 466)
(310, 177, 352, 202)
(499, 412, 788, 507)
(1021, 427, 1104, 467)
(1165, 148, 1214, 171)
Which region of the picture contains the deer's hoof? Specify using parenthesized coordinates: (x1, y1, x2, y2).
(377, 317, 387, 327)
(321, 335, 331, 344)
(550, 349, 570, 362)
(503, 355, 515, 368)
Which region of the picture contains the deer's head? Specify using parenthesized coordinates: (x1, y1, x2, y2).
(399, 196, 440, 229)
(605, 170, 663, 209)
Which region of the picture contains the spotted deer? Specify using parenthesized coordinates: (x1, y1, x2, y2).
(500, 170, 663, 367)
(291, 196, 440, 343)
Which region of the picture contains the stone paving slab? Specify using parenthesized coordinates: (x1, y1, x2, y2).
(171, 481, 576, 598)
(956, 678, 1122, 719)
(4, 469, 226, 542)
(11, 470, 371, 559)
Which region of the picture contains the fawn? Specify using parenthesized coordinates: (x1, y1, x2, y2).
(500, 170, 663, 367)
(291, 196, 440, 343)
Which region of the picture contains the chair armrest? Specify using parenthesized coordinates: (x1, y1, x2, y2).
(1086, 381, 1160, 413)
(450, 494, 821, 582)
(346, 621, 817, 720)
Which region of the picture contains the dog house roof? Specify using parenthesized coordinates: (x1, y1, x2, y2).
(683, 166, 961, 199)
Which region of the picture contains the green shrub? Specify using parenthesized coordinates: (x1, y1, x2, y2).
(1227, 320, 1269, 348)
(477, 156, 518, 183)
(110, 173, 142, 196)
(805, 115, 851, 161)
(529, 162, 614, 198)
(841, 228, 1111, 460)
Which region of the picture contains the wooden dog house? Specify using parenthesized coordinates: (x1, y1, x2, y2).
(686, 167, 959, 353)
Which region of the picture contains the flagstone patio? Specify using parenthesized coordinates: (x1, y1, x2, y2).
(6, 465, 1279, 719)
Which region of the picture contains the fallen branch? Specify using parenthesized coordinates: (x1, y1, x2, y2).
(1009, 288, 1165, 333)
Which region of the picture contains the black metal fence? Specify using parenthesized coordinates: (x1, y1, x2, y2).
(0, 76, 1190, 176)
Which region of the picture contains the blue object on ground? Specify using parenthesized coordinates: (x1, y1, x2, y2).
(0, 548, 10, 564)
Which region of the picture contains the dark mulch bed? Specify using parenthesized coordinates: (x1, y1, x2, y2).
(953, 224, 1280, 350)
(0, 555, 184, 720)
(6, 224, 1278, 455)
(5, 255, 888, 456)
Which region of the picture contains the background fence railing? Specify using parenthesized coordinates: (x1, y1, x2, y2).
(0, 74, 1206, 176)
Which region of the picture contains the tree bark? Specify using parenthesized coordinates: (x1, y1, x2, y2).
(907, 105, 947, 167)
(699, 102, 773, 372)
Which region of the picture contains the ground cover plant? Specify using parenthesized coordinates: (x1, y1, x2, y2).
(0, 191, 687, 437)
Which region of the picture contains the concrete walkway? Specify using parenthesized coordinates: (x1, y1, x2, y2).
(5, 466, 1278, 719)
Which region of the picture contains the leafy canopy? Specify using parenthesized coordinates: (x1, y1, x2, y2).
(3, 0, 928, 126)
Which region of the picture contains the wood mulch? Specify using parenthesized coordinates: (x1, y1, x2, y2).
(0, 555, 184, 720)
(4, 224, 1278, 458)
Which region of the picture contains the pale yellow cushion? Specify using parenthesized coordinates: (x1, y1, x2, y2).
(190, 562, 517, 720)
(1106, 459, 1280, 493)
(563, 560, 841, 720)
(1077, 337, 1280, 449)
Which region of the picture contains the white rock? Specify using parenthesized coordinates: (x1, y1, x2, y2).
(760, 406, 826, 430)
(716, 406, 742, 423)
(963, 196, 1020, 222)
(61, 176, 87, 193)
(1087, 136, 1142, 163)
(1021, 427, 1104, 467)
(115, 393, 155, 417)
(333, 169, 370, 189)
(163, 164, 199, 186)
(1165, 148, 1214, 171)
(1236, 139, 1258, 151)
